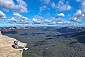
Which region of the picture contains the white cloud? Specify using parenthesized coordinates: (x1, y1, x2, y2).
(33, 15, 44, 24)
(70, 0, 85, 23)
(75, 9, 84, 17)
(51, 2, 56, 8)
(44, 19, 55, 25)
(56, 0, 72, 11)
(82, 0, 85, 14)
(56, 13, 65, 18)
(41, 0, 50, 4)
(56, 19, 70, 24)
(9, 17, 17, 23)
(0, 0, 28, 13)
(76, 0, 81, 2)
(70, 17, 82, 22)
(0, 10, 6, 18)
(40, 0, 51, 13)
(9, 12, 30, 24)
(44, 19, 52, 23)
(40, 6, 47, 12)
(70, 10, 84, 22)
(17, 0, 28, 13)
(13, 12, 21, 18)
(44, 17, 70, 25)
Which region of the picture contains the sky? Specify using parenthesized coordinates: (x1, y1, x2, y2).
(0, 0, 85, 27)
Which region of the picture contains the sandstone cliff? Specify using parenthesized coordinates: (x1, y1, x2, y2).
(0, 31, 27, 57)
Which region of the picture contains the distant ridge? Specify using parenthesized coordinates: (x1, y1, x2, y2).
(71, 31, 85, 44)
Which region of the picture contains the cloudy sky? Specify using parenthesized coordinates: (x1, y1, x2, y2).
(0, 0, 85, 27)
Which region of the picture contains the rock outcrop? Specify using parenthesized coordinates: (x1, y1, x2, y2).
(0, 31, 27, 57)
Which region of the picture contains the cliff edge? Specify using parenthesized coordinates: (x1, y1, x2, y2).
(0, 31, 27, 57)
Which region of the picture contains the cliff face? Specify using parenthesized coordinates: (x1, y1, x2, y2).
(0, 31, 26, 57)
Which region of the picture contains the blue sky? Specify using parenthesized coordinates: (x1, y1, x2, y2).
(0, 0, 85, 27)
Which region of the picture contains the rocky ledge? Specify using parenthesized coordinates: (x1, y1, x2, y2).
(0, 31, 27, 57)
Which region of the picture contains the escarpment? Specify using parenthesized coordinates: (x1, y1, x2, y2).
(0, 31, 27, 57)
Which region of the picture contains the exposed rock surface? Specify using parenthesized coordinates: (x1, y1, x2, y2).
(0, 31, 27, 57)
